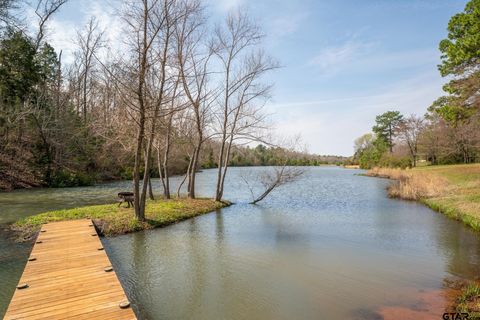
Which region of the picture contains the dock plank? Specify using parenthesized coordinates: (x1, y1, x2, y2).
(4, 220, 136, 320)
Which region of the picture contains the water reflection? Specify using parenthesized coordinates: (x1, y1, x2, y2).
(99, 168, 480, 320)
(2, 167, 480, 319)
(0, 235, 30, 317)
(434, 217, 480, 279)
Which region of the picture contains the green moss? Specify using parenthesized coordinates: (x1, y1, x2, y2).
(12, 198, 230, 241)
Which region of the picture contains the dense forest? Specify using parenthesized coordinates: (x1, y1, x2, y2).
(354, 0, 480, 169)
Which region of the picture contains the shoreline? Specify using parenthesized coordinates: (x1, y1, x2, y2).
(0, 165, 345, 193)
(366, 164, 480, 315)
(365, 164, 480, 231)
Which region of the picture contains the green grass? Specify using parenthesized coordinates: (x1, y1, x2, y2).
(456, 282, 480, 315)
(367, 164, 480, 314)
(414, 164, 480, 231)
(367, 164, 480, 231)
(12, 198, 230, 241)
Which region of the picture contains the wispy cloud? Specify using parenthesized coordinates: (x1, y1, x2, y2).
(267, 72, 445, 156)
(23, 5, 77, 64)
(85, 0, 122, 45)
(267, 11, 308, 40)
(24, 0, 123, 65)
(308, 40, 375, 73)
(45, 18, 77, 64)
(208, 0, 245, 12)
(309, 40, 439, 79)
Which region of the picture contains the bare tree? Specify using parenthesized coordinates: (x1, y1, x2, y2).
(241, 138, 305, 204)
(141, 0, 181, 207)
(121, 0, 174, 220)
(450, 115, 480, 163)
(34, 0, 68, 50)
(74, 17, 104, 123)
(243, 166, 304, 204)
(396, 114, 424, 167)
(0, 0, 20, 29)
(175, 0, 214, 199)
(156, 74, 183, 199)
(212, 10, 277, 201)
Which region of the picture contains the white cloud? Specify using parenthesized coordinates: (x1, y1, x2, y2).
(267, 72, 445, 156)
(85, 1, 122, 43)
(308, 39, 440, 80)
(45, 18, 77, 65)
(23, 5, 77, 64)
(24, 0, 123, 65)
(267, 12, 307, 40)
(309, 40, 375, 73)
(209, 0, 245, 12)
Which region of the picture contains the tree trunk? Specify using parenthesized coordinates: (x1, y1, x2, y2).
(188, 144, 201, 199)
(250, 182, 278, 204)
(140, 130, 158, 215)
(133, 0, 149, 222)
(157, 145, 169, 199)
(140, 17, 170, 209)
(83, 61, 88, 124)
(388, 124, 393, 153)
(177, 156, 193, 198)
(215, 139, 226, 201)
(217, 141, 231, 201)
(133, 121, 145, 221)
(148, 173, 154, 200)
(189, 102, 203, 199)
(162, 117, 172, 199)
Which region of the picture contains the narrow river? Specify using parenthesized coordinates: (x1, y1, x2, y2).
(1, 167, 479, 319)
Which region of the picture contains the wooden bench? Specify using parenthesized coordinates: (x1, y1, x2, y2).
(117, 192, 134, 208)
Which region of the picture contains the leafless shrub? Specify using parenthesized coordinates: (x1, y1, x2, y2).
(241, 136, 305, 204)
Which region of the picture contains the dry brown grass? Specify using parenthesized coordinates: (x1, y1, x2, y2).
(366, 164, 480, 231)
(366, 167, 449, 200)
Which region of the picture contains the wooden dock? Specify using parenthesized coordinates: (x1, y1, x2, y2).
(4, 220, 136, 320)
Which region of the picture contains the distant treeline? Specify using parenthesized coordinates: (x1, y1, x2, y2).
(353, 0, 480, 169)
(116, 143, 350, 181)
(216, 144, 349, 167)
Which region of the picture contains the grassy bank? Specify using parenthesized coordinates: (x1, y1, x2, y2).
(367, 164, 480, 313)
(456, 282, 480, 315)
(366, 164, 480, 230)
(12, 198, 229, 241)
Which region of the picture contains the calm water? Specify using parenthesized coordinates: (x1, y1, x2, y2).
(1, 167, 480, 319)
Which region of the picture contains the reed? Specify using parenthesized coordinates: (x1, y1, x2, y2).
(366, 164, 480, 232)
(366, 167, 448, 200)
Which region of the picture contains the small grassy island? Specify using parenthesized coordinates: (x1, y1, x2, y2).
(12, 198, 229, 241)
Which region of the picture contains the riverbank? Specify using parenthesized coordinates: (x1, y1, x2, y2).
(367, 164, 480, 315)
(11, 198, 229, 241)
(366, 164, 480, 230)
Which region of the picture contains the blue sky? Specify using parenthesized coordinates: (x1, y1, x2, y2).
(27, 0, 468, 156)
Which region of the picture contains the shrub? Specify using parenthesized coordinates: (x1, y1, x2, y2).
(378, 153, 412, 169)
(50, 170, 94, 188)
